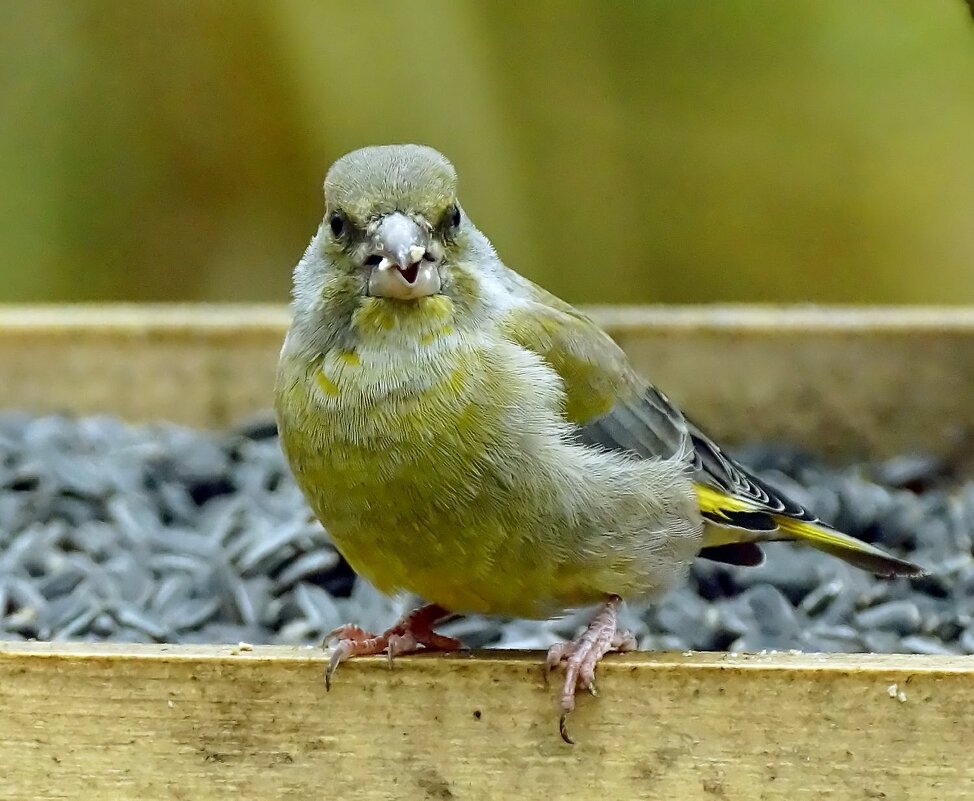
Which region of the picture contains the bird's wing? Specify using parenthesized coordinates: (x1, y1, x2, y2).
(497, 285, 763, 505)
(495, 278, 648, 430)
(494, 273, 707, 468)
(497, 275, 922, 576)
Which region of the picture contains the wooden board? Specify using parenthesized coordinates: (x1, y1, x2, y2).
(0, 642, 972, 801)
(2, 304, 974, 460)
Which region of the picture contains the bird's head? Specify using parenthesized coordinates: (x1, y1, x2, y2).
(322, 144, 461, 301)
(289, 144, 494, 352)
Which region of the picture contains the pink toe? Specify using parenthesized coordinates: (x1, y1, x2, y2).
(546, 643, 569, 669)
(387, 632, 418, 659)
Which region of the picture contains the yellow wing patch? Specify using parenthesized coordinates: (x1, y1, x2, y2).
(695, 482, 756, 517)
(696, 482, 767, 547)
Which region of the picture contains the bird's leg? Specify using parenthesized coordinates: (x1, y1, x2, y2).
(324, 603, 462, 689)
(545, 595, 637, 743)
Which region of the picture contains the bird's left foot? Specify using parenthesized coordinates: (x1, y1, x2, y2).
(545, 595, 636, 744)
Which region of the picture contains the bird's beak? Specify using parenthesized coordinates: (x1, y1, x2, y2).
(366, 212, 441, 300)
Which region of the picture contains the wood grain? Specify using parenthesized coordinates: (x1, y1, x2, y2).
(2, 303, 974, 459)
(0, 643, 971, 801)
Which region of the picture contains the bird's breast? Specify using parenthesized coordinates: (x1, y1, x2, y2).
(275, 321, 701, 617)
(275, 326, 570, 606)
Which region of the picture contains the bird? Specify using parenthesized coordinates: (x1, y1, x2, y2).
(274, 144, 923, 742)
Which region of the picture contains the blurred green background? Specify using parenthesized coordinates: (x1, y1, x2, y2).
(1, 1, 972, 305)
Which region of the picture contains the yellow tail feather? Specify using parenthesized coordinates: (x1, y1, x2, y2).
(696, 483, 924, 577)
(774, 516, 922, 576)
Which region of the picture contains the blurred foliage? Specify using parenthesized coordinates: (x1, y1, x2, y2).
(0, 0, 972, 304)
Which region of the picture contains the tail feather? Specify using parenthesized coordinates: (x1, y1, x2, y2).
(696, 482, 924, 577)
(772, 516, 924, 577)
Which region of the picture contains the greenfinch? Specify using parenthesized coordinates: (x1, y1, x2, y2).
(274, 144, 922, 742)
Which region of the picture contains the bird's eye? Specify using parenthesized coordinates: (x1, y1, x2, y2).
(329, 212, 345, 238)
(449, 205, 461, 229)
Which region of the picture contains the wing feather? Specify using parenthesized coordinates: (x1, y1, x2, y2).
(495, 270, 922, 576)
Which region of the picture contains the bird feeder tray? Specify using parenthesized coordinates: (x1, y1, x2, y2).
(0, 304, 971, 800)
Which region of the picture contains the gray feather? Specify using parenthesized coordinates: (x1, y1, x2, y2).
(576, 387, 820, 530)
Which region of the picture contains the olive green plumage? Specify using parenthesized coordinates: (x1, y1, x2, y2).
(274, 144, 922, 623)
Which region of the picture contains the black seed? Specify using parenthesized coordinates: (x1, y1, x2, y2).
(0, 414, 967, 655)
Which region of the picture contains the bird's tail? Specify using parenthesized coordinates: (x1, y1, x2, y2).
(696, 483, 924, 577)
(770, 515, 923, 577)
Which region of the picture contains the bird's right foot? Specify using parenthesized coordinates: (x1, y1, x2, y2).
(323, 603, 461, 689)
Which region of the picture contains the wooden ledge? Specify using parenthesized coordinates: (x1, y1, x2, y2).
(1, 642, 972, 800)
(2, 303, 973, 459)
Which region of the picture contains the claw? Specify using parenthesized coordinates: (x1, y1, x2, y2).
(387, 631, 419, 665)
(559, 713, 574, 745)
(325, 639, 355, 691)
(322, 629, 340, 649)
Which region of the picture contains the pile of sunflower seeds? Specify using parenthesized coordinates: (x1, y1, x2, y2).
(0, 412, 971, 654)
